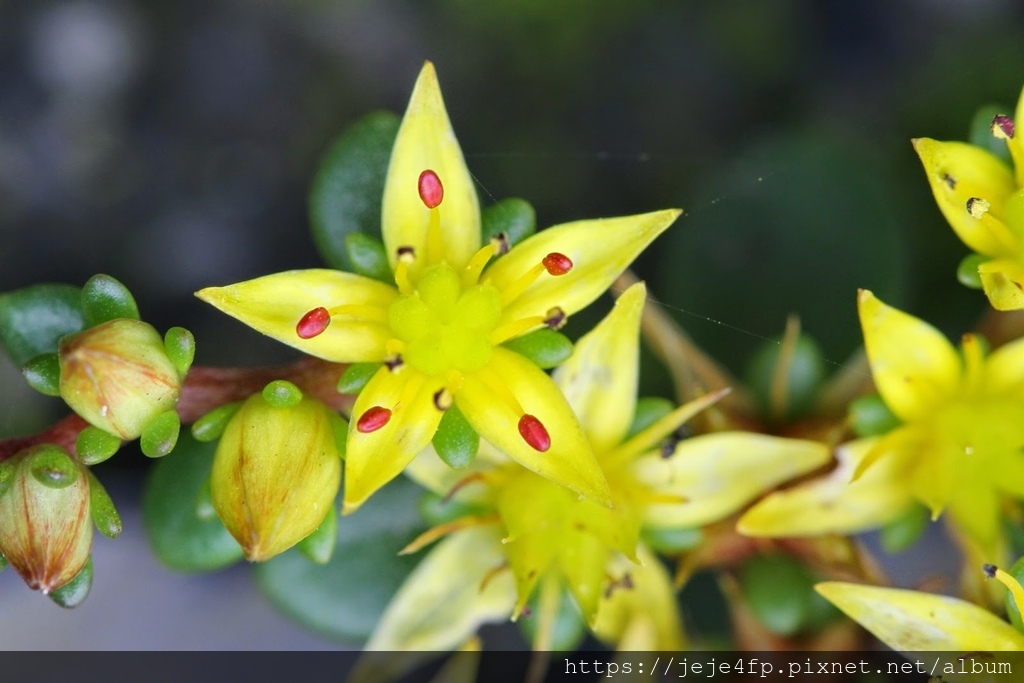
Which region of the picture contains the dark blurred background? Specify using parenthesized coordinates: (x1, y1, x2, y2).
(1, 0, 1023, 648)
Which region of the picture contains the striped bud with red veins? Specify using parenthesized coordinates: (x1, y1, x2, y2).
(59, 319, 182, 439)
(0, 445, 92, 594)
(209, 390, 342, 561)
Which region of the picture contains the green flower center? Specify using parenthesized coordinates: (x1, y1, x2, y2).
(388, 262, 502, 376)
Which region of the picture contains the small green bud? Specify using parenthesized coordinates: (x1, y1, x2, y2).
(164, 326, 196, 379)
(140, 410, 181, 458)
(501, 328, 574, 369)
(957, 253, 987, 290)
(345, 232, 392, 283)
(86, 471, 122, 539)
(48, 556, 93, 609)
(0, 446, 92, 594)
(59, 319, 182, 439)
(297, 508, 338, 565)
(337, 362, 380, 394)
(191, 402, 242, 442)
(849, 393, 901, 438)
(22, 353, 61, 396)
(81, 274, 139, 326)
(76, 426, 122, 466)
(210, 393, 342, 561)
(262, 380, 303, 408)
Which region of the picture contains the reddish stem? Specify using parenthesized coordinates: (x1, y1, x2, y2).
(0, 357, 353, 462)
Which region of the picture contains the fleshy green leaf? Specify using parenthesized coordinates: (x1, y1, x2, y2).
(1005, 556, 1024, 631)
(481, 198, 536, 249)
(190, 402, 243, 443)
(345, 233, 393, 283)
(957, 253, 987, 289)
(518, 583, 587, 651)
(432, 405, 479, 469)
(49, 557, 93, 609)
(140, 410, 180, 458)
(849, 393, 901, 438)
(81, 274, 139, 326)
(969, 103, 1013, 165)
(22, 353, 61, 396)
(310, 111, 401, 270)
(745, 333, 825, 421)
(626, 396, 676, 439)
(0, 552, 7, 573)
(254, 476, 425, 642)
(337, 362, 381, 394)
(417, 491, 486, 527)
(76, 426, 122, 466)
(501, 328, 573, 369)
(297, 508, 338, 565)
(164, 327, 196, 379)
(880, 502, 929, 553)
(142, 431, 243, 571)
(0, 284, 85, 366)
(87, 470, 122, 539)
(640, 525, 703, 554)
(28, 445, 79, 489)
(262, 380, 303, 408)
(739, 554, 831, 637)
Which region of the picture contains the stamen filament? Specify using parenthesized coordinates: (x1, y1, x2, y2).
(983, 564, 1024, 615)
(463, 242, 498, 287)
(476, 367, 525, 417)
(394, 258, 414, 295)
(489, 316, 546, 345)
(324, 304, 390, 324)
(426, 208, 443, 266)
(500, 263, 547, 306)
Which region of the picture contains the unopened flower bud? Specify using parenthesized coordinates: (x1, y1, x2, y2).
(0, 446, 92, 594)
(209, 390, 342, 562)
(59, 319, 182, 439)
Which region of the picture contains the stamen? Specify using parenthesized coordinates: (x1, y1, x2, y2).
(983, 563, 1024, 615)
(542, 252, 573, 276)
(543, 307, 567, 330)
(418, 169, 444, 208)
(395, 247, 415, 294)
(518, 414, 551, 452)
(491, 232, 510, 256)
(433, 388, 454, 410)
(489, 315, 546, 345)
(463, 241, 498, 286)
(385, 355, 404, 373)
(296, 307, 331, 339)
(992, 115, 1016, 140)
(356, 406, 392, 433)
(967, 197, 991, 219)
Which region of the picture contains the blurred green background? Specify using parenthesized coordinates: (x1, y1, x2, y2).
(1, 0, 1023, 647)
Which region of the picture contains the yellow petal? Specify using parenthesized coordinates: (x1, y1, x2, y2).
(486, 210, 681, 326)
(815, 581, 1024, 651)
(344, 367, 446, 512)
(1011, 85, 1024, 188)
(738, 436, 914, 537)
(196, 269, 396, 362)
(552, 281, 646, 453)
(382, 62, 480, 277)
(980, 257, 1024, 311)
(858, 289, 961, 422)
(592, 545, 686, 651)
(364, 527, 515, 651)
(912, 138, 1018, 257)
(635, 432, 830, 529)
(457, 348, 611, 505)
(946, 471, 1001, 548)
(985, 336, 1024, 397)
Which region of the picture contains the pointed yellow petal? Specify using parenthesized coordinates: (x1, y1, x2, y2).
(912, 138, 1018, 257)
(593, 546, 686, 651)
(858, 289, 961, 422)
(945, 468, 1001, 547)
(196, 269, 396, 362)
(985, 336, 1024, 397)
(365, 527, 515, 650)
(635, 432, 830, 529)
(343, 368, 446, 512)
(980, 257, 1024, 311)
(552, 281, 646, 453)
(382, 62, 480, 277)
(457, 348, 611, 505)
(486, 210, 681, 326)
(815, 581, 1024, 651)
(738, 436, 914, 537)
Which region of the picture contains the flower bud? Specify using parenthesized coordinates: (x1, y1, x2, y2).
(0, 446, 92, 594)
(59, 319, 182, 439)
(210, 390, 342, 561)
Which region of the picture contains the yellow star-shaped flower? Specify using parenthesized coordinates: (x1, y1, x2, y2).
(196, 62, 681, 512)
(914, 86, 1024, 309)
(741, 290, 1024, 553)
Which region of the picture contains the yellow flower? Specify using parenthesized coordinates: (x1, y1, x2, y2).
(197, 62, 680, 513)
(914, 86, 1024, 309)
(740, 289, 1024, 552)
(366, 283, 830, 651)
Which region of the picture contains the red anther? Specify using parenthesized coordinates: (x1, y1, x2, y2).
(296, 307, 331, 339)
(356, 406, 392, 433)
(518, 414, 550, 452)
(992, 114, 1016, 140)
(542, 252, 573, 276)
(418, 169, 444, 208)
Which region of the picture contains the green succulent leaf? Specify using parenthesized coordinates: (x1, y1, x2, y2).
(254, 477, 425, 642)
(501, 328, 573, 370)
(87, 470, 123, 539)
(432, 405, 479, 469)
(345, 233, 393, 283)
(140, 410, 181, 458)
(481, 198, 536, 249)
(81, 274, 140, 326)
(739, 554, 836, 637)
(49, 557, 93, 609)
(76, 426, 122, 466)
(337, 362, 381, 394)
(0, 284, 85, 366)
(22, 353, 61, 396)
(310, 111, 401, 270)
(957, 253, 987, 289)
(262, 380, 303, 408)
(297, 508, 338, 565)
(880, 502, 929, 553)
(626, 396, 676, 439)
(849, 393, 902, 438)
(142, 431, 244, 571)
(518, 583, 587, 651)
(191, 402, 243, 443)
(164, 327, 196, 379)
